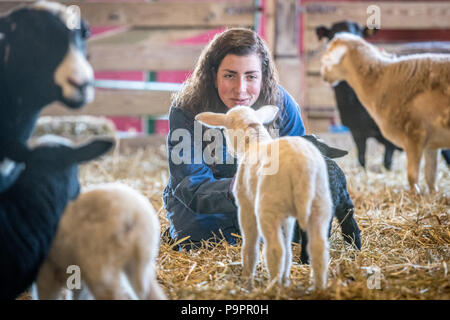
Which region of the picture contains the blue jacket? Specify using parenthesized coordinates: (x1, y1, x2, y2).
(163, 86, 305, 247)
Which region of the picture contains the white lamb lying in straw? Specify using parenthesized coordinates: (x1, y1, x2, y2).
(196, 105, 332, 290)
(33, 182, 166, 300)
(30, 136, 166, 300)
(321, 32, 450, 193)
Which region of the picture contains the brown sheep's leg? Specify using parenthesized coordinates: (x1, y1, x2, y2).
(405, 143, 423, 194)
(424, 148, 439, 193)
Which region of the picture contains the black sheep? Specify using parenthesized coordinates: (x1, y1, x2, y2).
(295, 135, 361, 264)
(0, 3, 93, 192)
(0, 138, 113, 300)
(316, 21, 401, 170)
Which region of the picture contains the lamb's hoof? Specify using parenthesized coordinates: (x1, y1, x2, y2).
(428, 186, 438, 194)
(411, 184, 422, 195)
(282, 278, 291, 288)
(242, 277, 254, 291)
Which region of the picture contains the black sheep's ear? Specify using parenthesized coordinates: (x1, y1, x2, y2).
(363, 26, 378, 38)
(316, 26, 330, 40)
(71, 138, 115, 163)
(302, 134, 348, 159)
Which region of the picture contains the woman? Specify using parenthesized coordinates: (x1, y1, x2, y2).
(162, 28, 305, 248)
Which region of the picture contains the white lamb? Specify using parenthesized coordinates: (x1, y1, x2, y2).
(33, 182, 166, 300)
(196, 105, 332, 290)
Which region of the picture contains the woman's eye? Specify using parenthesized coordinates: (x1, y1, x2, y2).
(224, 74, 234, 79)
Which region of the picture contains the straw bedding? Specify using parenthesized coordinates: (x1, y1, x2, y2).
(76, 133, 449, 300)
(20, 132, 450, 299)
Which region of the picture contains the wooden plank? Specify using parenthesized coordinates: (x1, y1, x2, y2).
(118, 135, 167, 152)
(42, 89, 174, 117)
(306, 117, 332, 134)
(89, 42, 203, 71)
(275, 0, 299, 57)
(87, 27, 219, 71)
(303, 1, 450, 32)
(1, 1, 256, 28)
(276, 57, 304, 107)
(264, 0, 276, 54)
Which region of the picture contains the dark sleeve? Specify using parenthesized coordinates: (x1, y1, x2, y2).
(278, 86, 306, 137)
(167, 107, 236, 214)
(0, 161, 25, 194)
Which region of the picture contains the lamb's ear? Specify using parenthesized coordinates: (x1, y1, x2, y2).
(71, 138, 114, 163)
(255, 105, 279, 124)
(363, 26, 378, 38)
(316, 26, 330, 40)
(195, 112, 228, 128)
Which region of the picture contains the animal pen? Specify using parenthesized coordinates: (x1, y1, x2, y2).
(1, 0, 449, 300)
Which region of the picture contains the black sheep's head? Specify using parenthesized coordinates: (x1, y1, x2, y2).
(0, 2, 94, 109)
(316, 20, 378, 41)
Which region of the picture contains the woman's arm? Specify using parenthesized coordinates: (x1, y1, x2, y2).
(167, 107, 236, 214)
(278, 86, 306, 137)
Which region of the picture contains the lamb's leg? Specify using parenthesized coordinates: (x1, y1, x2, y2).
(424, 148, 439, 193)
(148, 277, 167, 300)
(281, 218, 294, 286)
(84, 268, 135, 300)
(259, 213, 284, 285)
(405, 143, 423, 194)
(237, 198, 259, 282)
(35, 261, 64, 300)
(307, 198, 331, 291)
(126, 255, 166, 300)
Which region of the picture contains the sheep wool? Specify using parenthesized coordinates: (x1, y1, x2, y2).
(34, 183, 166, 300)
(196, 105, 332, 291)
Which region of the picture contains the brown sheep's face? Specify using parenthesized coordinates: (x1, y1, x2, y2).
(320, 40, 349, 86)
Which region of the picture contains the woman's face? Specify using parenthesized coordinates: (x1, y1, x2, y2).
(215, 53, 262, 109)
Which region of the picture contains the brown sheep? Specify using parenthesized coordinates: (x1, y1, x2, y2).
(320, 33, 450, 193)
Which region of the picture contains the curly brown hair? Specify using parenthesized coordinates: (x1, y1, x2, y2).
(172, 28, 279, 115)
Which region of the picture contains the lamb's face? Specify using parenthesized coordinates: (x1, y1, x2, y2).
(2, 5, 94, 108)
(196, 105, 278, 159)
(320, 40, 349, 86)
(222, 107, 260, 158)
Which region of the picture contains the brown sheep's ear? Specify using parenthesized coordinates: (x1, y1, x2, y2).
(363, 27, 378, 38)
(316, 26, 330, 40)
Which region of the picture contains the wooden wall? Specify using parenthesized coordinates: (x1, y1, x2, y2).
(301, 0, 450, 132)
(1, 1, 449, 135)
